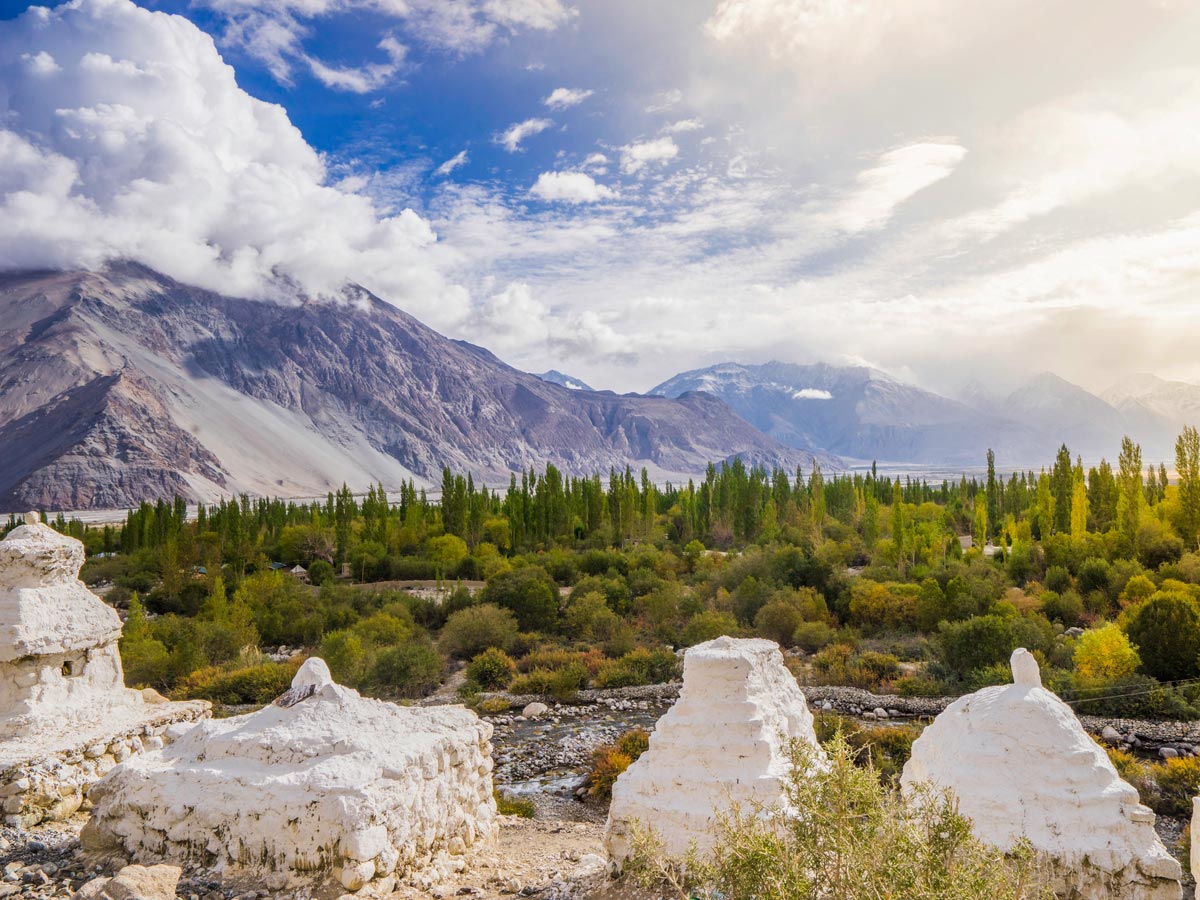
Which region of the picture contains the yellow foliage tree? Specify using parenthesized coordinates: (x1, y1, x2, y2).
(1073, 622, 1141, 682)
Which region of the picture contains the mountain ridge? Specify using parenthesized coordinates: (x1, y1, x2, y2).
(0, 265, 833, 510)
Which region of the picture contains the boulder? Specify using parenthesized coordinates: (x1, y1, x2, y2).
(604, 636, 826, 862)
(901, 648, 1182, 900)
(82, 658, 495, 888)
(521, 702, 549, 719)
(74, 865, 180, 900)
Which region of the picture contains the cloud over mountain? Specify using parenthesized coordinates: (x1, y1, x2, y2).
(0, 0, 462, 318)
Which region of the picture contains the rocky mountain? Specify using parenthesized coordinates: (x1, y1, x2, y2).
(650, 362, 1178, 467)
(650, 361, 1024, 465)
(1102, 374, 1200, 453)
(0, 265, 831, 511)
(534, 370, 594, 391)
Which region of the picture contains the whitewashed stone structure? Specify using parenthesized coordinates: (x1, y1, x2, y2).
(902, 648, 1182, 900)
(82, 658, 497, 891)
(0, 515, 207, 826)
(1192, 798, 1200, 886)
(604, 636, 826, 862)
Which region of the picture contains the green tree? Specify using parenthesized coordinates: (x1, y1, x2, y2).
(440, 603, 519, 658)
(1116, 437, 1144, 556)
(1176, 425, 1200, 550)
(1121, 592, 1200, 682)
(482, 567, 560, 631)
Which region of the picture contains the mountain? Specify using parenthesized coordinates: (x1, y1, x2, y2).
(650, 362, 1176, 468)
(535, 370, 594, 391)
(1102, 374, 1200, 454)
(0, 265, 832, 511)
(650, 361, 1020, 465)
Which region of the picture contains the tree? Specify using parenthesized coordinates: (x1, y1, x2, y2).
(1073, 623, 1141, 682)
(428, 534, 468, 581)
(985, 449, 999, 539)
(1120, 592, 1200, 682)
(1051, 444, 1073, 534)
(1069, 464, 1089, 538)
(1116, 437, 1144, 556)
(973, 498, 987, 550)
(1176, 425, 1200, 550)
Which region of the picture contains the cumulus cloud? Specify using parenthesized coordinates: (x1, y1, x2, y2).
(0, 0, 461, 318)
(543, 87, 593, 109)
(831, 140, 967, 233)
(200, 0, 574, 87)
(662, 118, 703, 133)
(495, 117, 553, 152)
(529, 171, 615, 203)
(435, 149, 470, 176)
(620, 137, 679, 174)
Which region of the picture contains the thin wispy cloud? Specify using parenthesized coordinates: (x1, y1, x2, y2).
(495, 118, 553, 152)
(543, 87, 593, 109)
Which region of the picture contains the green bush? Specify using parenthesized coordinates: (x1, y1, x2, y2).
(792, 620, 837, 653)
(372, 637, 443, 697)
(466, 647, 517, 690)
(594, 647, 680, 688)
(623, 735, 1051, 899)
(494, 790, 535, 818)
(175, 660, 298, 705)
(481, 567, 560, 632)
(440, 604, 520, 659)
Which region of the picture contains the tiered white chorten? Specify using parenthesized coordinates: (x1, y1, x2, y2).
(82, 658, 497, 891)
(604, 636, 826, 862)
(901, 648, 1182, 900)
(0, 515, 207, 826)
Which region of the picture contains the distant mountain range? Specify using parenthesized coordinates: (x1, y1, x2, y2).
(0, 265, 829, 511)
(535, 370, 594, 391)
(650, 362, 1185, 468)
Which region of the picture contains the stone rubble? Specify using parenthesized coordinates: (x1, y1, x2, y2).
(0, 515, 208, 828)
(902, 648, 1183, 900)
(603, 636, 826, 863)
(81, 659, 497, 891)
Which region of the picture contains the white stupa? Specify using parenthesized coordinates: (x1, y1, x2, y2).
(901, 648, 1182, 900)
(83, 658, 497, 891)
(0, 515, 207, 825)
(604, 636, 826, 862)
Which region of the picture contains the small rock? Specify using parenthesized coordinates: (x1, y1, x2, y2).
(1159, 747, 1179, 760)
(1102, 726, 1122, 745)
(24, 841, 46, 854)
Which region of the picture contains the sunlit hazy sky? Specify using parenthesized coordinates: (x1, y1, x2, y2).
(1, 0, 1199, 394)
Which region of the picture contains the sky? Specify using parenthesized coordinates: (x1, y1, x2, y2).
(1, 0, 1199, 396)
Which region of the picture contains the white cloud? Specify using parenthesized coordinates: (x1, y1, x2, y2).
(198, 0, 573, 87)
(0, 0, 462, 320)
(831, 140, 966, 233)
(619, 137, 679, 174)
(662, 118, 703, 133)
(435, 149, 470, 176)
(21, 51, 61, 75)
(793, 388, 833, 400)
(306, 35, 406, 93)
(529, 171, 615, 203)
(543, 87, 593, 109)
(495, 117, 553, 152)
(645, 88, 682, 113)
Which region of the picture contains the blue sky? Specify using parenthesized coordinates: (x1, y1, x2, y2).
(2, 0, 1200, 395)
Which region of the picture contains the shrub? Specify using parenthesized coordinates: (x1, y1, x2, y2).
(937, 616, 1018, 680)
(1039, 590, 1083, 627)
(481, 567, 560, 632)
(594, 647, 680, 688)
(792, 620, 837, 653)
(175, 660, 298, 705)
(307, 559, 334, 584)
(585, 728, 651, 799)
(476, 696, 512, 715)
(466, 647, 517, 690)
(682, 610, 739, 647)
(440, 604, 519, 659)
(494, 790, 535, 818)
(623, 735, 1051, 898)
(372, 638, 443, 698)
(1151, 756, 1200, 817)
